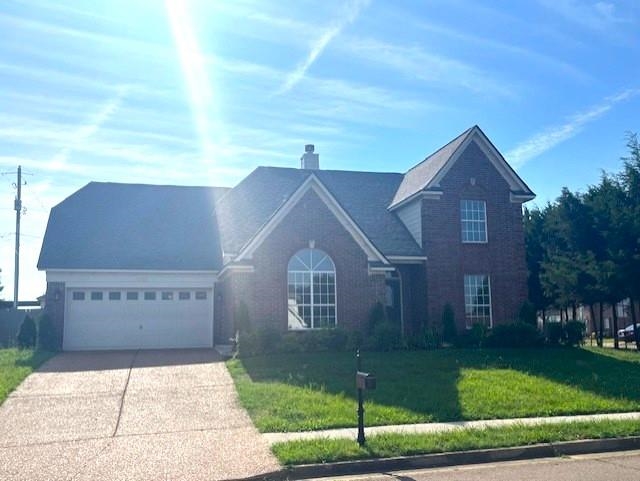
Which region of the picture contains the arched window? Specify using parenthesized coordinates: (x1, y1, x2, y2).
(287, 248, 336, 329)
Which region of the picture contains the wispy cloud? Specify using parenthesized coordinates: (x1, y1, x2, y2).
(339, 36, 515, 98)
(538, 0, 635, 31)
(276, 0, 370, 95)
(409, 18, 589, 83)
(506, 88, 640, 167)
(47, 85, 129, 171)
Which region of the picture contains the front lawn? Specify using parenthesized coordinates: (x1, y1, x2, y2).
(227, 347, 640, 432)
(0, 349, 54, 404)
(272, 419, 640, 465)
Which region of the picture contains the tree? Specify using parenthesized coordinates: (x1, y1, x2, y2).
(618, 133, 640, 350)
(16, 315, 37, 348)
(523, 206, 552, 323)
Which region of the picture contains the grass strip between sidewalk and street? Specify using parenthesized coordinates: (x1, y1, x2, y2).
(0, 349, 54, 404)
(271, 419, 640, 465)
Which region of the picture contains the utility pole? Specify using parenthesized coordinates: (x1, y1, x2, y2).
(13, 166, 21, 308)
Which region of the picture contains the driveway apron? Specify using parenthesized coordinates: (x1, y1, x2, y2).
(0, 349, 279, 481)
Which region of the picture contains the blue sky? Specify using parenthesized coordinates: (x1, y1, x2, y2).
(1, 0, 639, 301)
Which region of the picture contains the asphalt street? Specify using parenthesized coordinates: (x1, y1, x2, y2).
(306, 449, 640, 481)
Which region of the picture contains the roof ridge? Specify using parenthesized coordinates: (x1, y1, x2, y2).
(256, 165, 404, 176)
(403, 125, 475, 175)
(87, 181, 229, 189)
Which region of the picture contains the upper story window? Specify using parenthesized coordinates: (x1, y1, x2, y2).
(464, 274, 492, 328)
(461, 199, 487, 243)
(287, 248, 336, 330)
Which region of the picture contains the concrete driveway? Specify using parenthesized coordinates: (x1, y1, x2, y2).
(0, 349, 279, 481)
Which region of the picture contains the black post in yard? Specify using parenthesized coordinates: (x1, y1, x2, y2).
(356, 349, 365, 447)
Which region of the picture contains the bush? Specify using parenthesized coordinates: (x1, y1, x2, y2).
(518, 300, 538, 326)
(364, 321, 402, 351)
(346, 329, 364, 351)
(545, 322, 564, 346)
(37, 314, 58, 351)
(239, 327, 351, 357)
(16, 315, 37, 348)
(441, 303, 457, 343)
(484, 322, 544, 348)
(423, 325, 443, 350)
(453, 323, 487, 348)
(234, 301, 251, 334)
(238, 326, 282, 357)
(565, 321, 586, 346)
(278, 332, 305, 354)
(367, 302, 387, 334)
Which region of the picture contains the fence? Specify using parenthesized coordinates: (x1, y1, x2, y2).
(0, 308, 42, 347)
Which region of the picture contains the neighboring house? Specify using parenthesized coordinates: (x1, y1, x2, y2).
(38, 126, 535, 351)
(577, 299, 639, 336)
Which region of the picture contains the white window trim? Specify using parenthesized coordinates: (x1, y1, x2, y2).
(461, 199, 488, 244)
(287, 249, 338, 330)
(464, 274, 493, 328)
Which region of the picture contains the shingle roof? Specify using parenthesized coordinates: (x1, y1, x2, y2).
(216, 167, 423, 257)
(38, 182, 229, 270)
(391, 126, 474, 208)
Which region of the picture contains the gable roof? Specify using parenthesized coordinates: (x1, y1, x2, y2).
(38, 182, 229, 271)
(216, 167, 423, 258)
(390, 125, 535, 209)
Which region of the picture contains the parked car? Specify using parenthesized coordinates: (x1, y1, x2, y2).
(617, 324, 640, 342)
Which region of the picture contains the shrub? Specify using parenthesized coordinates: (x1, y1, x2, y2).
(453, 323, 487, 348)
(565, 320, 586, 346)
(545, 322, 564, 346)
(16, 315, 37, 348)
(234, 301, 251, 334)
(364, 321, 402, 351)
(278, 332, 305, 354)
(441, 303, 457, 343)
(321, 328, 349, 351)
(518, 300, 538, 326)
(37, 314, 58, 351)
(423, 325, 443, 350)
(346, 329, 364, 351)
(484, 322, 544, 348)
(238, 326, 281, 357)
(367, 302, 387, 334)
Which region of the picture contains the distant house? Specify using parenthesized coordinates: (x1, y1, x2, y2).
(38, 126, 535, 350)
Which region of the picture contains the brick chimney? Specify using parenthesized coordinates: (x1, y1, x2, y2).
(300, 144, 319, 169)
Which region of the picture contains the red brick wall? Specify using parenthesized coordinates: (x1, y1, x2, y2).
(224, 189, 386, 333)
(422, 140, 528, 329)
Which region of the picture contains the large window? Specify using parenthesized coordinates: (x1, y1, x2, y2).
(461, 200, 487, 243)
(464, 275, 492, 328)
(287, 248, 336, 329)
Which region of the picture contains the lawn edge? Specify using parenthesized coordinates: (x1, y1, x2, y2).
(235, 436, 640, 481)
(0, 349, 56, 405)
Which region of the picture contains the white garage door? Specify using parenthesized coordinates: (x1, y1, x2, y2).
(64, 288, 213, 350)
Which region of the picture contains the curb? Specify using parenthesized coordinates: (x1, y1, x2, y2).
(237, 436, 640, 481)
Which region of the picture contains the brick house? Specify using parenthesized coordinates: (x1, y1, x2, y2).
(38, 126, 535, 350)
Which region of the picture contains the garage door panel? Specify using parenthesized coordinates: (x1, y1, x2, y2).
(64, 288, 213, 351)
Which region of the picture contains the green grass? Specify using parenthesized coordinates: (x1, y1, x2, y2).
(227, 346, 640, 432)
(272, 419, 640, 465)
(0, 349, 54, 404)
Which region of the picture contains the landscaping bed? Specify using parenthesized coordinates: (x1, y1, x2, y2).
(0, 349, 54, 404)
(227, 347, 640, 432)
(272, 419, 640, 465)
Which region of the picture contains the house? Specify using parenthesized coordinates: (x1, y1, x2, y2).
(38, 126, 535, 351)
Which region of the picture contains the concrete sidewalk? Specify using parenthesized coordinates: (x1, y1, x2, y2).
(263, 412, 640, 445)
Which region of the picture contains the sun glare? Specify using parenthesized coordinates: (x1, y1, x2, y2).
(165, 0, 221, 161)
